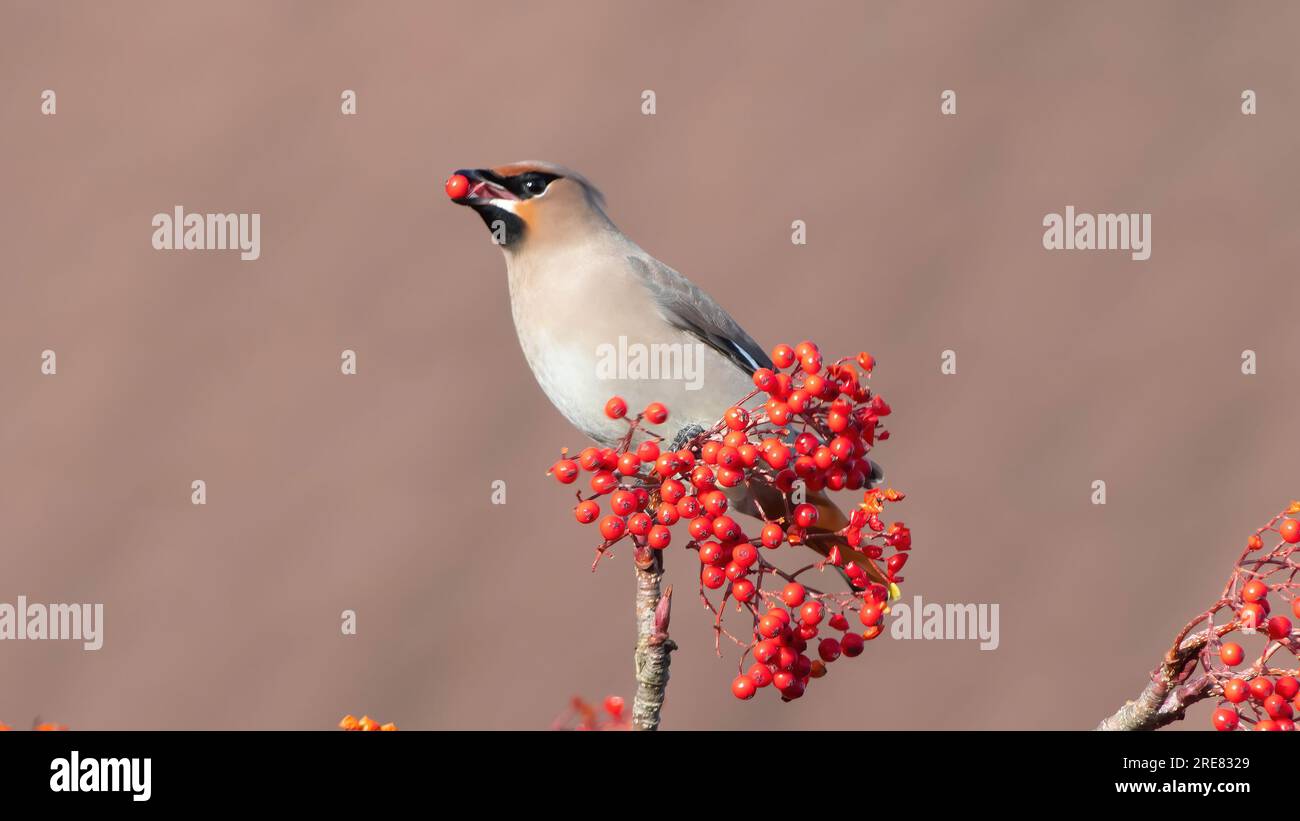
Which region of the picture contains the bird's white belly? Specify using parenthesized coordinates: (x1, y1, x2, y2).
(505, 245, 758, 446)
(515, 323, 756, 447)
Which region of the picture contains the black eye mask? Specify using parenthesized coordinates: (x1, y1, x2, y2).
(505, 171, 561, 199)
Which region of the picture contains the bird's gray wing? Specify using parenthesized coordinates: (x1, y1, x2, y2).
(627, 255, 774, 376)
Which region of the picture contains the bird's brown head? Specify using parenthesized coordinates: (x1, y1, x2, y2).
(445, 161, 609, 249)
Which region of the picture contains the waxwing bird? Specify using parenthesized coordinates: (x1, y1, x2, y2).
(448, 161, 884, 581)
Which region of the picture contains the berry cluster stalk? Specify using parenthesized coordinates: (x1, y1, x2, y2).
(631, 547, 675, 730)
(1095, 626, 1233, 731)
(1096, 504, 1299, 731)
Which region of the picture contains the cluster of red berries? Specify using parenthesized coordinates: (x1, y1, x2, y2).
(548, 342, 913, 702)
(552, 696, 630, 731)
(338, 714, 398, 731)
(1207, 509, 1300, 730)
(0, 720, 66, 731)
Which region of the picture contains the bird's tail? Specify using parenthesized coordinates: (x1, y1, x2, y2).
(802, 490, 888, 586)
(733, 481, 888, 586)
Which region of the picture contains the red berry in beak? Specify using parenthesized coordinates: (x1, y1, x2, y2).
(445, 173, 469, 199)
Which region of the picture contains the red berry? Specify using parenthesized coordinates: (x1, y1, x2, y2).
(690, 465, 716, 489)
(676, 496, 701, 519)
(732, 543, 758, 568)
(779, 679, 806, 700)
(604, 396, 627, 419)
(761, 522, 785, 548)
(574, 500, 601, 524)
(859, 604, 882, 627)
(609, 489, 637, 516)
(1238, 602, 1268, 630)
(1281, 518, 1300, 543)
(752, 368, 777, 392)
(617, 452, 641, 476)
(551, 459, 579, 484)
(818, 637, 841, 662)
(758, 614, 783, 638)
(590, 471, 618, 494)
(445, 173, 469, 199)
(1256, 720, 1282, 731)
(1265, 693, 1293, 720)
(1211, 708, 1239, 731)
(653, 492, 673, 515)
(699, 491, 728, 517)
(753, 639, 780, 664)
(799, 600, 824, 627)
(781, 583, 807, 607)
(1266, 615, 1293, 641)
(716, 446, 741, 470)
(577, 447, 603, 471)
(724, 407, 749, 431)
(627, 511, 652, 536)
(731, 675, 757, 700)
(772, 344, 796, 369)
(647, 525, 671, 549)
(1242, 580, 1269, 602)
(1223, 678, 1248, 704)
(701, 565, 726, 590)
(716, 466, 744, 488)
(1249, 677, 1274, 701)
(1294, 598, 1300, 620)
(762, 444, 791, 470)
(688, 516, 713, 540)
(734, 445, 758, 469)
(1275, 675, 1299, 700)
(712, 515, 742, 542)
(659, 479, 685, 504)
(636, 441, 660, 463)
(598, 515, 626, 541)
(793, 503, 818, 529)
(732, 578, 755, 602)
(840, 632, 864, 657)
(643, 402, 669, 424)
(765, 400, 792, 426)
(748, 663, 773, 687)
(1220, 642, 1245, 666)
(698, 541, 726, 565)
(829, 613, 850, 631)
(603, 696, 624, 717)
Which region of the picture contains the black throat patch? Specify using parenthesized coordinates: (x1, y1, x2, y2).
(469, 203, 526, 247)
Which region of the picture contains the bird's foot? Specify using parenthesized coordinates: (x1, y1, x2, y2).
(668, 424, 705, 452)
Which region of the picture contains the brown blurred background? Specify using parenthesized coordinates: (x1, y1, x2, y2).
(1, 0, 1297, 730)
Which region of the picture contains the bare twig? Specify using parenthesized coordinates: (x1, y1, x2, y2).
(632, 547, 676, 730)
(1095, 624, 1233, 731)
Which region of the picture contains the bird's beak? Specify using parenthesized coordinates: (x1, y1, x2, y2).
(448, 168, 519, 206)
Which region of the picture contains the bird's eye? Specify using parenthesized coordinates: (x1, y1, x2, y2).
(523, 177, 548, 195)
